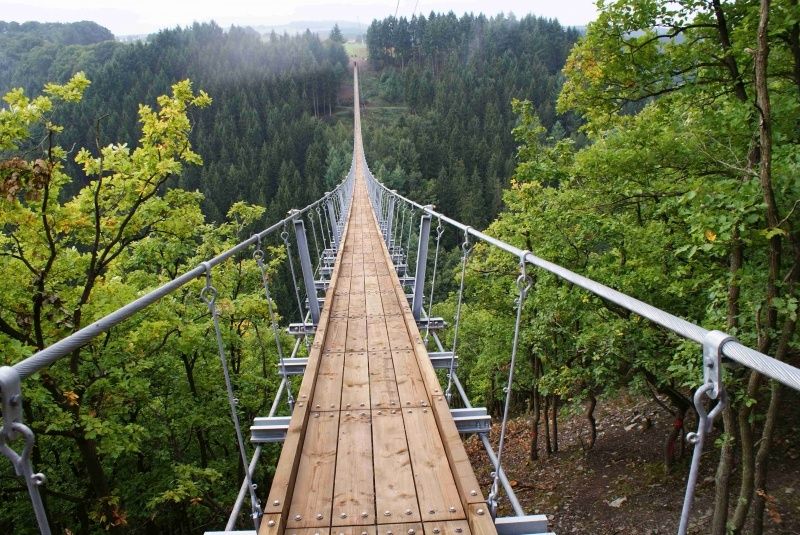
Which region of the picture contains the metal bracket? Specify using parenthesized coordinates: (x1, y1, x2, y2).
(250, 417, 293, 443)
(0, 366, 52, 534)
(276, 358, 308, 376)
(450, 407, 491, 434)
(494, 515, 551, 535)
(287, 323, 317, 337)
(416, 317, 447, 331)
(428, 352, 458, 369)
(0, 366, 23, 442)
(702, 330, 734, 399)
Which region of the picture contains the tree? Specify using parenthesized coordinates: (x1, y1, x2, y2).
(329, 24, 345, 44)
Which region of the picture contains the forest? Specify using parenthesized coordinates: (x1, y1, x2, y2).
(2, 1, 799, 533)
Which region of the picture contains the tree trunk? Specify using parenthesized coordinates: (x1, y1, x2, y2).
(543, 395, 552, 456)
(552, 395, 559, 454)
(584, 392, 597, 451)
(752, 381, 781, 535)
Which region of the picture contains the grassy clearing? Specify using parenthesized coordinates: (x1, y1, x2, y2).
(344, 42, 367, 59)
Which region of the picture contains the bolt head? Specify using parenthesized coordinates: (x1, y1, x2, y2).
(408, 530, 415, 535)
(449, 507, 456, 513)
(340, 513, 347, 519)
(273, 500, 280, 506)
(294, 514, 302, 521)
(384, 511, 391, 516)
(361, 511, 368, 518)
(477, 508, 485, 516)
(268, 520, 276, 527)
(470, 490, 478, 496)
(317, 513, 324, 520)
(433, 530, 441, 534)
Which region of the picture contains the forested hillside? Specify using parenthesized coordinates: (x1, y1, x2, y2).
(1, 21, 349, 221)
(361, 13, 581, 227)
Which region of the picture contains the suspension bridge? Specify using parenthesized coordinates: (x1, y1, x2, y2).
(3, 67, 800, 535)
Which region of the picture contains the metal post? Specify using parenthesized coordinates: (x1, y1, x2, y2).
(325, 197, 340, 251)
(412, 211, 432, 320)
(294, 218, 321, 324)
(386, 196, 396, 247)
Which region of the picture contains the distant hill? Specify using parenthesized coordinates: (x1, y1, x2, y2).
(0, 20, 114, 45)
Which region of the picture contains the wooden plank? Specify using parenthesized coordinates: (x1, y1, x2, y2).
(366, 316, 390, 351)
(375, 523, 424, 535)
(329, 526, 377, 535)
(286, 529, 331, 535)
(311, 352, 345, 411)
(332, 412, 375, 526)
(402, 407, 464, 522)
(423, 520, 471, 535)
(324, 320, 348, 353)
(385, 316, 413, 351)
(391, 350, 429, 408)
(371, 410, 421, 524)
(341, 351, 370, 410)
(369, 351, 400, 409)
(286, 411, 340, 529)
(346, 316, 367, 352)
(466, 505, 495, 535)
(365, 291, 385, 316)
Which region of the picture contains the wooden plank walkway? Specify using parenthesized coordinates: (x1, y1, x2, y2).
(259, 67, 496, 535)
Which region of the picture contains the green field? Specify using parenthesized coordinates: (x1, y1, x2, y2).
(344, 41, 367, 59)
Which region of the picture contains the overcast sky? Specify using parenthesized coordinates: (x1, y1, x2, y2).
(2, 0, 598, 36)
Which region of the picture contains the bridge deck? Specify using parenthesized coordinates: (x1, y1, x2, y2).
(259, 68, 496, 535)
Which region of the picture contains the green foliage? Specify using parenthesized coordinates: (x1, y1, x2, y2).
(364, 13, 582, 227)
(0, 77, 286, 533)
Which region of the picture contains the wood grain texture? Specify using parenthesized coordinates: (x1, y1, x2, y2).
(371, 410, 420, 524)
(332, 412, 374, 526)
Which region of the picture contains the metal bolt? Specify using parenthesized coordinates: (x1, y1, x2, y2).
(340, 513, 347, 519)
(408, 410, 413, 414)
(470, 490, 478, 496)
(273, 500, 280, 506)
(408, 530, 415, 535)
(405, 509, 412, 515)
(317, 513, 324, 520)
(294, 514, 302, 521)
(429, 509, 435, 514)
(384, 511, 391, 517)
(433, 530, 440, 535)
(423, 409, 428, 413)
(455, 529, 463, 534)
(314, 413, 320, 418)
(449, 507, 456, 513)
(330, 413, 334, 417)
(477, 508, 485, 516)
(377, 410, 383, 415)
(361, 511, 368, 518)
(360, 402, 365, 407)
(387, 531, 393, 535)
(268, 520, 276, 527)
(316, 404, 321, 408)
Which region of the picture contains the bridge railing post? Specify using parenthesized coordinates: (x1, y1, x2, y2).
(412, 210, 432, 320)
(293, 216, 321, 325)
(325, 196, 340, 252)
(385, 195, 396, 248)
